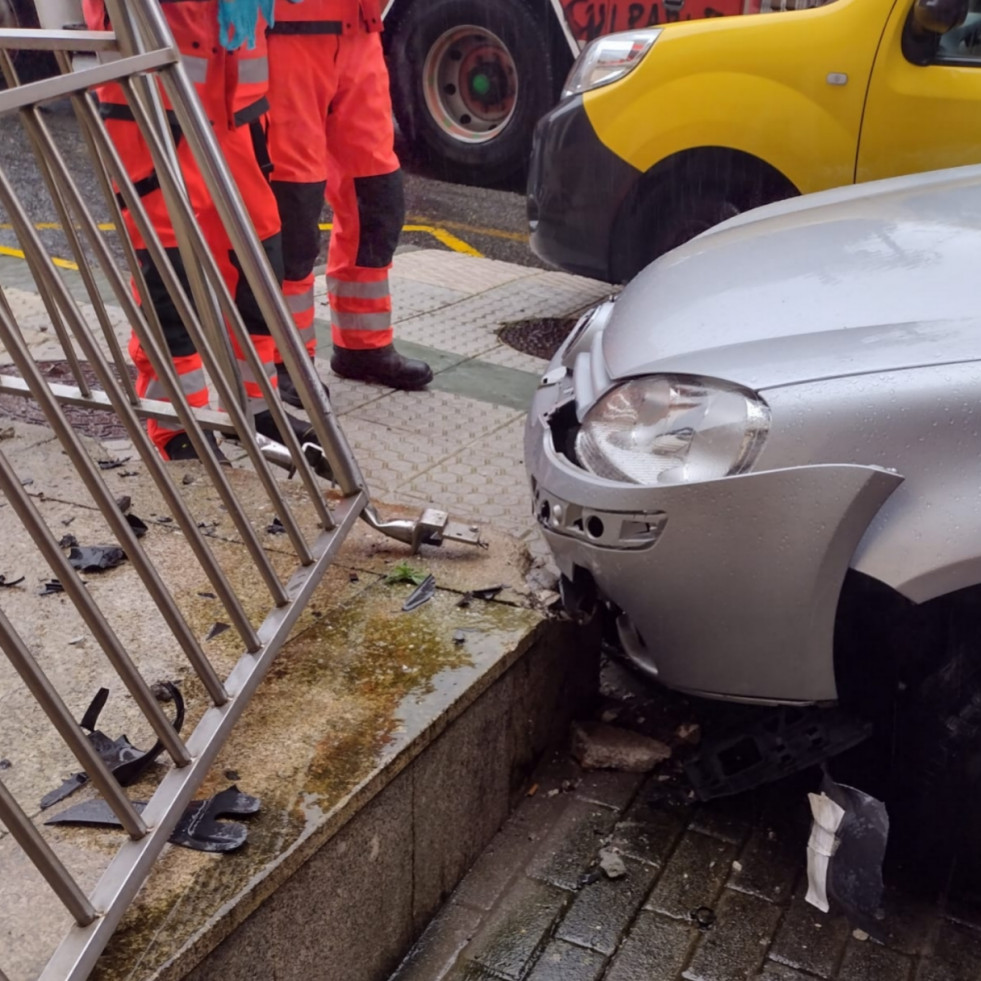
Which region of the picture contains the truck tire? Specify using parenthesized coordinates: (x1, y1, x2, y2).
(389, 0, 553, 186)
(1, 0, 57, 83)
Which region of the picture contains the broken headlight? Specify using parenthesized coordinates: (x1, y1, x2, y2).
(574, 376, 769, 485)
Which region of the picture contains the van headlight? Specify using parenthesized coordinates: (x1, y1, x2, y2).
(575, 376, 770, 484)
(562, 29, 661, 97)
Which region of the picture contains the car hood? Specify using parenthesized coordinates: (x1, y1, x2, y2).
(604, 165, 981, 391)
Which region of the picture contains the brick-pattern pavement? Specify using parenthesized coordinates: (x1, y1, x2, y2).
(389, 752, 981, 981)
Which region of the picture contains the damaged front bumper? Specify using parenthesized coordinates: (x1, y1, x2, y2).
(525, 374, 902, 706)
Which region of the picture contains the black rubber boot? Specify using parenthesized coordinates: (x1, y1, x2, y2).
(275, 359, 331, 410)
(330, 343, 433, 391)
(253, 408, 319, 447)
(162, 429, 228, 464)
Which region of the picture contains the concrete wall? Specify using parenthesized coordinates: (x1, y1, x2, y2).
(183, 618, 598, 981)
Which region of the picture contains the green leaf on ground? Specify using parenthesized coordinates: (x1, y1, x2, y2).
(384, 561, 428, 586)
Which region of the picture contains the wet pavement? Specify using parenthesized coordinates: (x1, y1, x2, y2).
(389, 660, 981, 981)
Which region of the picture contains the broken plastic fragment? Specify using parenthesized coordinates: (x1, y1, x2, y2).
(402, 573, 436, 612)
(805, 791, 846, 913)
(45, 785, 260, 853)
(68, 545, 127, 572)
(58, 534, 78, 549)
(804, 773, 888, 936)
(206, 622, 230, 641)
(126, 514, 148, 539)
(266, 516, 286, 535)
(39, 580, 64, 595)
(471, 585, 504, 601)
(685, 707, 872, 800)
(0, 574, 24, 588)
(96, 457, 130, 470)
(40, 682, 185, 809)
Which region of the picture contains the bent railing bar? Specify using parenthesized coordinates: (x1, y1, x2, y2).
(0, 172, 233, 712)
(0, 48, 178, 117)
(0, 602, 147, 842)
(13, 90, 265, 659)
(0, 779, 98, 926)
(6, 64, 136, 405)
(40, 491, 370, 981)
(71, 93, 295, 610)
(136, 0, 369, 501)
(0, 419, 191, 768)
(0, 210, 218, 747)
(0, 66, 95, 400)
(115, 70, 326, 558)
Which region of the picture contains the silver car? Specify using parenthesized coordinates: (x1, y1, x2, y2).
(525, 163, 981, 710)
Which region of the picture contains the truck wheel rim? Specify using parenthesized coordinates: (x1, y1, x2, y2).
(421, 25, 518, 145)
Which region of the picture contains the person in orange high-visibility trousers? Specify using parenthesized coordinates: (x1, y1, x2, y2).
(264, 0, 432, 404)
(83, 0, 318, 459)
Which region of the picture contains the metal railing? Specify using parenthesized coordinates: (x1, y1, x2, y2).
(0, 4, 476, 978)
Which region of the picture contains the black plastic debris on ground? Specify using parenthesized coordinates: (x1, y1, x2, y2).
(67, 545, 127, 572)
(402, 573, 436, 612)
(40, 682, 185, 809)
(206, 622, 230, 641)
(685, 706, 873, 800)
(45, 785, 260, 853)
(266, 516, 286, 535)
(457, 584, 504, 607)
(125, 514, 148, 539)
(58, 534, 78, 550)
(0, 574, 24, 588)
(96, 457, 130, 471)
(39, 579, 65, 596)
(812, 772, 889, 938)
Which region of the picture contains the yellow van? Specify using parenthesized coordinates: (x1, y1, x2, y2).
(527, 0, 981, 282)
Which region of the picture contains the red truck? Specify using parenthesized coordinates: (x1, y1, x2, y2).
(382, 0, 747, 184)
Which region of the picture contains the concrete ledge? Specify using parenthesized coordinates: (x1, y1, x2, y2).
(85, 539, 597, 981)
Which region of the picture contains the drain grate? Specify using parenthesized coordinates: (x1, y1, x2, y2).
(0, 360, 137, 440)
(498, 317, 577, 361)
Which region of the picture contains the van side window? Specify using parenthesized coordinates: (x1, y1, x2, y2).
(936, 0, 981, 63)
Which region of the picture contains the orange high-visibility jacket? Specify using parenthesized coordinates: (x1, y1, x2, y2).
(271, 0, 383, 34)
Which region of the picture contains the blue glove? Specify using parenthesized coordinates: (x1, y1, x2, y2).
(218, 0, 277, 50)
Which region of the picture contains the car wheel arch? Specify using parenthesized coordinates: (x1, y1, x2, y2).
(609, 147, 799, 283)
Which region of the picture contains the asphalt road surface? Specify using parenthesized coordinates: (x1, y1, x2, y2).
(0, 100, 545, 274)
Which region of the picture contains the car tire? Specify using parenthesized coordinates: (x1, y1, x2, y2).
(616, 181, 740, 282)
(891, 591, 981, 891)
(834, 579, 981, 896)
(389, 0, 552, 186)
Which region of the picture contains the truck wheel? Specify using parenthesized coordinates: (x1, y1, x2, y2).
(0, 0, 57, 83)
(390, 0, 553, 186)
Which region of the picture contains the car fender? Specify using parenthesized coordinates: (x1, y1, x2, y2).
(527, 392, 904, 704)
(759, 365, 981, 606)
(589, 68, 861, 196)
(581, 0, 895, 194)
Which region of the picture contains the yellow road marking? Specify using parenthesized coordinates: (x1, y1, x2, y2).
(0, 219, 488, 268)
(0, 245, 77, 270)
(406, 215, 528, 244)
(317, 221, 484, 257)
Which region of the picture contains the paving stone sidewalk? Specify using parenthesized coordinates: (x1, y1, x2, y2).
(389, 661, 981, 981)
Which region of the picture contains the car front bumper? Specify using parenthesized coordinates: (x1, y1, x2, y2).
(525, 370, 902, 706)
(527, 95, 641, 284)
